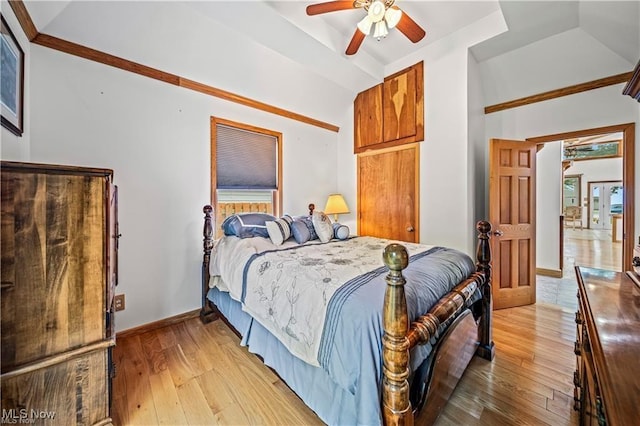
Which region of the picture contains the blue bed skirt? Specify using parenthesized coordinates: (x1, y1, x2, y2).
(206, 243, 480, 425)
(207, 287, 366, 425)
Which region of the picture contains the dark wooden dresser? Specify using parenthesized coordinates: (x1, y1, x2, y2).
(574, 266, 640, 425)
(1, 161, 118, 425)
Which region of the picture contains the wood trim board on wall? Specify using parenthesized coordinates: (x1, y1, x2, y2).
(8, 0, 340, 133)
(485, 72, 633, 114)
(116, 309, 200, 340)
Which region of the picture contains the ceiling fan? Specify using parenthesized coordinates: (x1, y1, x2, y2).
(306, 0, 426, 55)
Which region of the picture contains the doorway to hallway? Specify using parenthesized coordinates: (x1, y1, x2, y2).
(531, 123, 634, 310)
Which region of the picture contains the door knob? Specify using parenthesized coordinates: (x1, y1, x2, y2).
(491, 230, 504, 237)
(407, 226, 414, 232)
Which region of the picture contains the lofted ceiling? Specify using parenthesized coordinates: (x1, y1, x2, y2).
(21, 1, 640, 95)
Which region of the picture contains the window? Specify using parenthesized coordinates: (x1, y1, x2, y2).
(562, 140, 622, 161)
(563, 175, 581, 208)
(211, 117, 282, 235)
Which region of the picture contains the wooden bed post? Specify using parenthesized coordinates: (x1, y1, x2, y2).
(475, 220, 495, 360)
(200, 205, 216, 323)
(382, 244, 413, 426)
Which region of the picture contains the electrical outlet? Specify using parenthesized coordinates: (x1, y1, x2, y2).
(114, 294, 125, 311)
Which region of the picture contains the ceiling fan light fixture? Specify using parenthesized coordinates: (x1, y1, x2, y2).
(384, 7, 402, 29)
(368, 0, 386, 23)
(373, 20, 388, 40)
(357, 15, 373, 35)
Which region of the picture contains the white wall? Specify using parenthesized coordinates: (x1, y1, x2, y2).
(29, 43, 343, 331)
(0, 0, 30, 161)
(336, 11, 506, 254)
(536, 142, 562, 271)
(38, 1, 355, 128)
(483, 27, 640, 251)
(468, 51, 488, 237)
(480, 28, 634, 107)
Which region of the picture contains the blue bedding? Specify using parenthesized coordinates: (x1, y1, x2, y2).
(208, 239, 478, 425)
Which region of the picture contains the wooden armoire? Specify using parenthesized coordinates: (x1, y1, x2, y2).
(1, 161, 118, 425)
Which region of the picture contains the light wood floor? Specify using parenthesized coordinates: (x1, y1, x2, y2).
(535, 228, 622, 311)
(563, 228, 622, 272)
(112, 303, 578, 425)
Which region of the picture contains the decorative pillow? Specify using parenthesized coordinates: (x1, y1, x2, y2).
(312, 211, 334, 243)
(333, 223, 350, 240)
(221, 213, 276, 239)
(290, 220, 312, 244)
(266, 215, 293, 245)
(291, 216, 318, 244)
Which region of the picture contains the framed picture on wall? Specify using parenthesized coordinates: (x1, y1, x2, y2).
(1, 14, 24, 136)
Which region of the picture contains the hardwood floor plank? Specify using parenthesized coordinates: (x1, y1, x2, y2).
(113, 336, 159, 425)
(113, 301, 579, 426)
(437, 398, 481, 425)
(493, 350, 575, 396)
(154, 325, 177, 350)
(163, 344, 197, 387)
(172, 320, 201, 354)
(547, 389, 579, 421)
(175, 378, 219, 425)
(478, 406, 525, 425)
(196, 369, 239, 415)
(456, 379, 569, 425)
(453, 384, 548, 425)
(148, 369, 189, 425)
(272, 380, 324, 425)
(492, 329, 575, 365)
(139, 330, 167, 374)
(467, 360, 554, 403)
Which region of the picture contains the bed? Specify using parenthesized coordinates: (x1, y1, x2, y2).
(199, 204, 495, 425)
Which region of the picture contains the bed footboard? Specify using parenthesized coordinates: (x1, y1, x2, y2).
(381, 221, 493, 426)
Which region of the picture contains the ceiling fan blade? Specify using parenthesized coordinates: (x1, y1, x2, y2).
(345, 28, 366, 55)
(306, 1, 357, 16)
(395, 8, 426, 43)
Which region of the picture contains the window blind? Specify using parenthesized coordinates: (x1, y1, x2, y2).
(216, 124, 277, 189)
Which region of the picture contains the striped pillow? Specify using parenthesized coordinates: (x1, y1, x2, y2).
(266, 215, 293, 245)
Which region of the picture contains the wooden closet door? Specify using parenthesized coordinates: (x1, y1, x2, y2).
(357, 144, 419, 242)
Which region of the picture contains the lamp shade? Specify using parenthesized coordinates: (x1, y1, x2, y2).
(324, 194, 350, 221)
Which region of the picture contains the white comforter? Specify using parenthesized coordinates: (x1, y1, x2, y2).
(210, 236, 432, 366)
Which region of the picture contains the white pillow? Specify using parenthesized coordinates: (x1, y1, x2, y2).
(312, 211, 333, 243)
(266, 216, 293, 245)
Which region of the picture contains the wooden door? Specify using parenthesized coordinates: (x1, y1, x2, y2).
(489, 139, 537, 309)
(358, 144, 419, 242)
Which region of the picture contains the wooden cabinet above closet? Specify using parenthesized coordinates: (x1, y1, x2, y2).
(354, 61, 424, 153)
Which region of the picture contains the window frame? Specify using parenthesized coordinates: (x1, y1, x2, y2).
(562, 139, 622, 161)
(210, 116, 283, 218)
